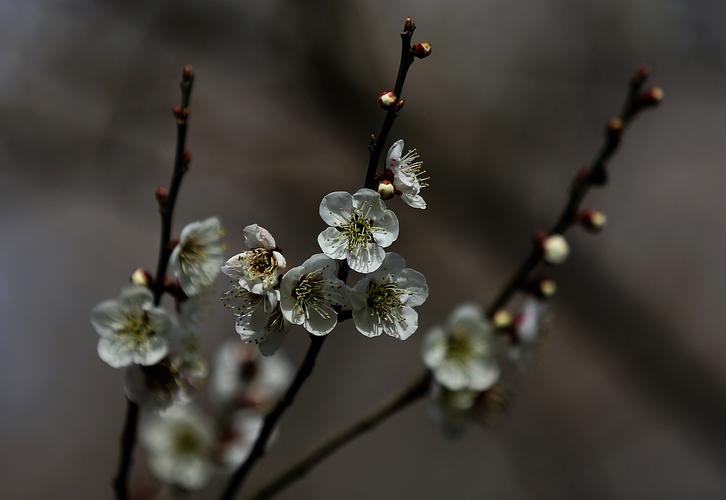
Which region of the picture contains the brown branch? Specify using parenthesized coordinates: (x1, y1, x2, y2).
(111, 65, 195, 500)
(240, 67, 663, 500)
(219, 17, 425, 500)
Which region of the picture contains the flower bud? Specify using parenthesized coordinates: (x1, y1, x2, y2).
(412, 42, 432, 58)
(378, 179, 396, 200)
(607, 117, 623, 138)
(492, 310, 513, 330)
(155, 186, 169, 207)
(541, 234, 570, 265)
(378, 91, 398, 110)
(640, 87, 664, 107)
(539, 279, 557, 298)
(579, 209, 607, 232)
(130, 268, 152, 286)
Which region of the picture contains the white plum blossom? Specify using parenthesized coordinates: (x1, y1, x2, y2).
(317, 189, 399, 273)
(422, 303, 500, 391)
(169, 217, 225, 296)
(222, 224, 286, 301)
(217, 411, 264, 469)
(279, 254, 348, 336)
(222, 286, 290, 356)
(211, 340, 292, 410)
(91, 286, 172, 368)
(386, 139, 428, 209)
(350, 252, 428, 340)
(141, 405, 215, 490)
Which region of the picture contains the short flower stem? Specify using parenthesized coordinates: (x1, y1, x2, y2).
(245, 372, 432, 500)
(240, 67, 663, 500)
(111, 66, 195, 500)
(219, 18, 422, 500)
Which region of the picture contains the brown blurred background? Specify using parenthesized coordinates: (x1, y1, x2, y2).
(2, 0, 726, 498)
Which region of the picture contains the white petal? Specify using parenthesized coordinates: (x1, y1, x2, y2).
(273, 251, 287, 272)
(372, 210, 399, 248)
(243, 224, 276, 250)
(119, 286, 154, 311)
(402, 192, 427, 209)
(304, 303, 338, 336)
(259, 329, 287, 356)
(352, 306, 383, 337)
(352, 188, 385, 221)
(133, 336, 169, 366)
(376, 252, 406, 276)
(386, 139, 404, 169)
(319, 191, 353, 227)
(435, 360, 468, 391)
(97, 337, 134, 368)
(301, 253, 337, 277)
(90, 300, 123, 338)
(317, 227, 348, 260)
(467, 357, 501, 391)
(221, 253, 246, 279)
(450, 303, 488, 333)
(422, 326, 447, 368)
(347, 241, 385, 274)
(384, 305, 418, 340)
(399, 268, 429, 307)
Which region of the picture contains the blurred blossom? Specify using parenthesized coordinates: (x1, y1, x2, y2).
(279, 253, 348, 336)
(169, 217, 225, 297)
(216, 411, 264, 470)
(141, 405, 215, 490)
(509, 298, 550, 368)
(422, 303, 500, 391)
(211, 340, 292, 411)
(386, 139, 428, 209)
(428, 382, 511, 436)
(350, 252, 429, 340)
(222, 287, 291, 356)
(317, 189, 399, 273)
(90, 286, 172, 368)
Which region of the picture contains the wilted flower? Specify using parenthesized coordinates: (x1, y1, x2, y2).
(222, 287, 290, 356)
(386, 139, 428, 209)
(216, 411, 264, 469)
(279, 254, 348, 336)
(90, 286, 172, 368)
(350, 252, 428, 340)
(222, 224, 286, 301)
(169, 217, 225, 296)
(141, 405, 215, 490)
(317, 189, 399, 273)
(422, 303, 500, 391)
(211, 340, 292, 410)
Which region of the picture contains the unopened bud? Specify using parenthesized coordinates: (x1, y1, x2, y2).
(492, 310, 513, 330)
(403, 17, 414, 32)
(631, 65, 651, 87)
(541, 234, 570, 265)
(378, 91, 398, 110)
(641, 87, 664, 107)
(182, 65, 194, 80)
(378, 180, 396, 200)
(523, 276, 557, 299)
(413, 41, 432, 58)
(539, 279, 557, 298)
(155, 186, 169, 206)
(579, 209, 607, 232)
(607, 117, 623, 137)
(130, 268, 152, 286)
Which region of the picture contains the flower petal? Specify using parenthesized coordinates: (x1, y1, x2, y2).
(386, 139, 404, 169)
(304, 303, 338, 336)
(243, 224, 276, 250)
(352, 188, 385, 221)
(319, 191, 353, 227)
(399, 268, 429, 307)
(466, 357, 500, 391)
(352, 306, 383, 337)
(317, 227, 348, 260)
(347, 241, 385, 273)
(402, 192, 427, 209)
(383, 305, 418, 340)
(91, 299, 124, 338)
(422, 326, 447, 368)
(434, 360, 468, 391)
(372, 210, 399, 248)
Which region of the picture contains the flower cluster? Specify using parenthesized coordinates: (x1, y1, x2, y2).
(221, 140, 430, 354)
(90, 217, 224, 410)
(140, 341, 292, 489)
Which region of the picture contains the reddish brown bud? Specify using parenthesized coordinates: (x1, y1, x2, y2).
(631, 65, 651, 87)
(182, 65, 194, 80)
(412, 41, 432, 58)
(182, 150, 192, 165)
(378, 91, 398, 110)
(155, 186, 169, 206)
(403, 17, 414, 32)
(578, 209, 607, 232)
(607, 117, 623, 137)
(640, 87, 664, 107)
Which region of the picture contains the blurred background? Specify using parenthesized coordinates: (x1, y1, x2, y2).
(2, 0, 726, 498)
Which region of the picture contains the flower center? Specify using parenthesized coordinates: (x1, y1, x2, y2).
(245, 248, 278, 279)
(119, 311, 155, 345)
(446, 331, 474, 362)
(366, 280, 404, 324)
(341, 212, 375, 252)
(179, 236, 207, 268)
(173, 427, 202, 456)
(292, 271, 333, 320)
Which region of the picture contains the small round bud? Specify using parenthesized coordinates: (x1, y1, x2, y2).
(378, 91, 398, 110)
(539, 279, 557, 298)
(130, 268, 152, 286)
(541, 234, 570, 265)
(641, 87, 664, 107)
(579, 209, 607, 232)
(492, 310, 513, 330)
(182, 65, 194, 79)
(412, 42, 432, 58)
(607, 117, 623, 137)
(378, 180, 396, 200)
(155, 186, 169, 206)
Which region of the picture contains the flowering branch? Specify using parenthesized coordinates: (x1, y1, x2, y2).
(239, 67, 663, 499)
(219, 17, 425, 500)
(111, 65, 195, 500)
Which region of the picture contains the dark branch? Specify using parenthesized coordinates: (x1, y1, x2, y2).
(219, 18, 423, 500)
(111, 65, 195, 500)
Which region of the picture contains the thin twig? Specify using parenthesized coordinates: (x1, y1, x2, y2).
(111, 65, 196, 500)
(219, 18, 423, 500)
(246, 372, 432, 500)
(241, 67, 663, 500)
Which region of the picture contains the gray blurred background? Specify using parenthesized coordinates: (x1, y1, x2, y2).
(2, 0, 726, 498)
